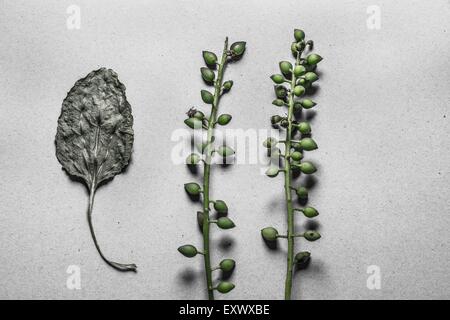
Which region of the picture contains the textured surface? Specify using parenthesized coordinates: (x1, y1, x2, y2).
(56, 68, 133, 187)
(0, 0, 449, 300)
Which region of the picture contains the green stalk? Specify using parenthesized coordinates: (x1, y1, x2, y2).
(202, 38, 229, 300)
(284, 50, 303, 300)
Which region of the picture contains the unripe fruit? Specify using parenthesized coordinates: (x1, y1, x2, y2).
(294, 251, 311, 265)
(265, 167, 279, 178)
(304, 230, 321, 241)
(294, 29, 305, 41)
(223, 80, 233, 91)
(301, 99, 316, 109)
(230, 41, 246, 56)
(298, 122, 311, 134)
(290, 151, 303, 161)
(193, 111, 205, 120)
(279, 61, 292, 76)
(299, 162, 317, 174)
(186, 153, 201, 165)
(200, 67, 215, 82)
(304, 72, 318, 82)
(184, 182, 201, 195)
(306, 53, 323, 65)
(201, 90, 214, 104)
(303, 206, 319, 218)
(178, 245, 198, 258)
(296, 186, 308, 199)
(217, 281, 235, 294)
(294, 65, 306, 77)
(274, 85, 288, 99)
(272, 99, 285, 107)
(184, 117, 202, 129)
(218, 146, 235, 157)
(217, 114, 232, 125)
(217, 217, 235, 229)
(261, 227, 278, 241)
(214, 200, 228, 214)
(203, 51, 218, 66)
(293, 85, 305, 97)
(271, 74, 285, 84)
(263, 137, 277, 148)
(271, 115, 282, 124)
(300, 138, 318, 151)
(219, 259, 236, 272)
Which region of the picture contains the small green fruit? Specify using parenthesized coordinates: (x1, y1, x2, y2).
(217, 281, 235, 294)
(294, 29, 305, 41)
(304, 72, 318, 82)
(279, 61, 292, 76)
(290, 151, 303, 161)
(271, 74, 285, 84)
(296, 186, 308, 199)
(200, 67, 215, 82)
(223, 80, 233, 91)
(265, 167, 279, 178)
(193, 110, 205, 120)
(292, 141, 302, 150)
(178, 245, 198, 258)
(300, 138, 318, 151)
(263, 137, 277, 148)
(218, 146, 235, 157)
(298, 122, 311, 134)
(186, 153, 201, 165)
(271, 115, 282, 124)
(274, 85, 288, 99)
(261, 227, 278, 241)
(299, 162, 317, 174)
(203, 51, 218, 66)
(293, 85, 305, 97)
(303, 206, 319, 218)
(304, 230, 321, 241)
(219, 259, 235, 272)
(291, 42, 298, 54)
(272, 99, 285, 107)
(201, 90, 214, 104)
(184, 117, 202, 129)
(230, 41, 246, 56)
(301, 99, 316, 109)
(294, 65, 306, 77)
(306, 53, 323, 65)
(184, 182, 201, 195)
(217, 217, 235, 229)
(294, 251, 311, 265)
(214, 200, 228, 214)
(280, 119, 289, 128)
(293, 101, 303, 112)
(217, 114, 232, 125)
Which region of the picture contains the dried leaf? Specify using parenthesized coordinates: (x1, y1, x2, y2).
(55, 68, 136, 272)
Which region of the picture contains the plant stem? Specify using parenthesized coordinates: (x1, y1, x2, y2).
(201, 37, 229, 300)
(87, 180, 137, 272)
(283, 51, 303, 300)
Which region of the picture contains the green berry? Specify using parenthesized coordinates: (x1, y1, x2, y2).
(217, 146, 235, 157)
(200, 67, 215, 83)
(217, 114, 232, 125)
(184, 117, 202, 129)
(201, 90, 214, 104)
(294, 65, 306, 77)
(294, 29, 305, 41)
(178, 245, 198, 258)
(263, 137, 277, 148)
(265, 167, 279, 178)
(306, 53, 323, 65)
(300, 138, 318, 151)
(272, 99, 285, 107)
(186, 153, 201, 165)
(301, 99, 316, 109)
(184, 182, 201, 195)
(214, 200, 228, 214)
(299, 162, 317, 174)
(280, 119, 289, 128)
(303, 206, 319, 218)
(290, 151, 303, 161)
(261, 227, 278, 241)
(279, 61, 292, 76)
(217, 217, 235, 229)
(219, 259, 236, 272)
(274, 85, 288, 99)
(192, 111, 205, 120)
(271, 115, 282, 124)
(223, 80, 233, 91)
(296, 187, 308, 199)
(293, 85, 305, 97)
(202, 51, 217, 66)
(271, 74, 285, 84)
(216, 281, 235, 294)
(304, 230, 321, 241)
(294, 251, 311, 265)
(298, 122, 311, 134)
(304, 72, 318, 82)
(230, 41, 246, 56)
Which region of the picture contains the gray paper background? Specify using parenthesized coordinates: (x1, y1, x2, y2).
(0, 0, 449, 299)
